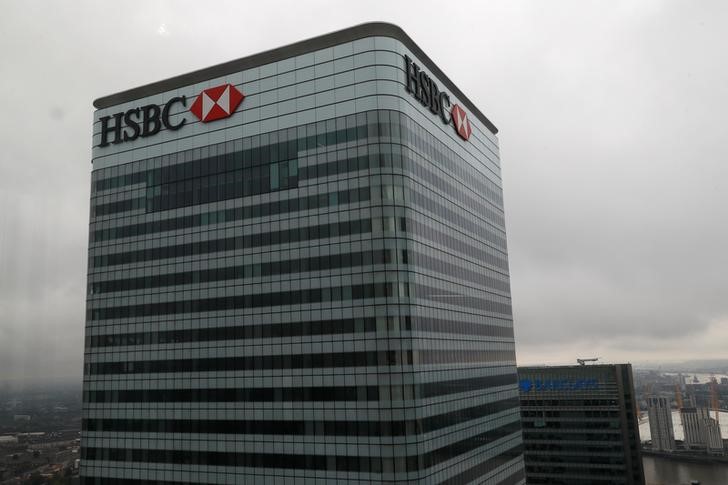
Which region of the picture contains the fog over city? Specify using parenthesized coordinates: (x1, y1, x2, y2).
(1, 0, 726, 383)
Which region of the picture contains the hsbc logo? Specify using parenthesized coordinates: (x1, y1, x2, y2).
(98, 83, 246, 147)
(190, 84, 245, 123)
(451, 104, 472, 141)
(404, 55, 472, 141)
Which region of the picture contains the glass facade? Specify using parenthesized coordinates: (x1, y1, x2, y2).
(518, 364, 645, 485)
(82, 27, 524, 484)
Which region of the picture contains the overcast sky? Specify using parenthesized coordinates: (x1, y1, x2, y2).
(0, 0, 726, 384)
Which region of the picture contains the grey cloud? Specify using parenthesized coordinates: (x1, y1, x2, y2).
(0, 0, 726, 381)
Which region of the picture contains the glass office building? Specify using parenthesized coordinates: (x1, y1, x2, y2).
(518, 364, 645, 485)
(82, 23, 523, 484)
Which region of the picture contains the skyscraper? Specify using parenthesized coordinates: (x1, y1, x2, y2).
(647, 396, 676, 451)
(518, 364, 645, 485)
(81, 23, 524, 484)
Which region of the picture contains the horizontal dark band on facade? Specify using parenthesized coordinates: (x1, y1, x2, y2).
(88, 248, 510, 298)
(91, 187, 507, 276)
(91, 185, 367, 241)
(442, 458, 525, 485)
(523, 432, 623, 442)
(92, 169, 503, 246)
(84, 371, 517, 403)
(85, 315, 513, 350)
(521, 399, 622, 408)
(87, 281, 512, 321)
(92, 158, 297, 217)
(80, 468, 522, 485)
(92, 22, 498, 134)
(524, 443, 627, 454)
(84, 347, 515, 376)
(525, 455, 627, 466)
(90, 247, 387, 293)
(90, 178, 506, 258)
(83, 395, 519, 436)
(525, 467, 629, 481)
(89, 217, 508, 272)
(82, 423, 520, 473)
(522, 420, 625, 430)
(91, 217, 372, 267)
(80, 479, 213, 485)
(522, 410, 620, 418)
(81, 452, 524, 485)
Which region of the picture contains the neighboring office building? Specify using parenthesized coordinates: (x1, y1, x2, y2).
(81, 23, 524, 484)
(518, 364, 645, 485)
(647, 396, 676, 451)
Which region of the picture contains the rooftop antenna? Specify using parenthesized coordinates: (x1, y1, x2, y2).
(577, 357, 600, 366)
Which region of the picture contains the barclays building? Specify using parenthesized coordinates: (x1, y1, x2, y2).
(518, 364, 644, 485)
(82, 23, 523, 484)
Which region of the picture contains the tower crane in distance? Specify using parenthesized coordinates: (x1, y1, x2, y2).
(709, 375, 720, 423)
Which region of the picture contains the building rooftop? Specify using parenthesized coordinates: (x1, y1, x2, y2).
(93, 22, 498, 134)
(519, 363, 628, 370)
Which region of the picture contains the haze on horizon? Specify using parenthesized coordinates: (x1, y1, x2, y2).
(0, 0, 726, 382)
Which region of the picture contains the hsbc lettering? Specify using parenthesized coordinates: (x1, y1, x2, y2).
(404, 55, 473, 141)
(98, 83, 246, 148)
(99, 96, 187, 147)
(404, 55, 451, 124)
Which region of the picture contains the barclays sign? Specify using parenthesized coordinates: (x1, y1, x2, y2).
(519, 378, 599, 393)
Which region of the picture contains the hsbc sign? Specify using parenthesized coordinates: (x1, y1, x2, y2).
(190, 84, 245, 123)
(451, 104, 472, 140)
(403, 55, 472, 141)
(98, 84, 245, 147)
(97, 59, 473, 148)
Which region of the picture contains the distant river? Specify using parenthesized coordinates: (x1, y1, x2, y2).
(643, 455, 728, 485)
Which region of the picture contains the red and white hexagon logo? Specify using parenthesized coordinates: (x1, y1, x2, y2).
(190, 84, 245, 123)
(451, 104, 472, 141)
